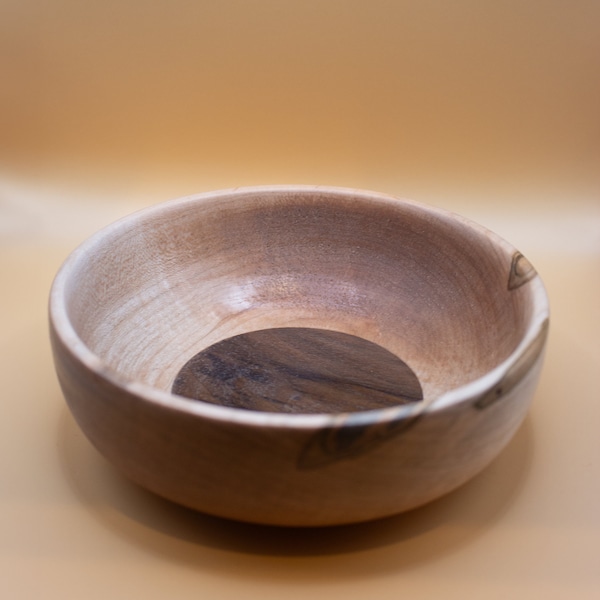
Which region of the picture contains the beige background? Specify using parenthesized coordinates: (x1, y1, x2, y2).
(1, 1, 599, 598)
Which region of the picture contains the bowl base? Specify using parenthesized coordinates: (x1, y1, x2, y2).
(171, 327, 423, 414)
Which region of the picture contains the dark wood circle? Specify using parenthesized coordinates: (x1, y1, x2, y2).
(171, 327, 423, 414)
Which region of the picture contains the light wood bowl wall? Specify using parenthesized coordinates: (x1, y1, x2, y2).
(50, 186, 549, 526)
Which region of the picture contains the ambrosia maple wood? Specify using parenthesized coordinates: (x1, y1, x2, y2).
(50, 186, 549, 526)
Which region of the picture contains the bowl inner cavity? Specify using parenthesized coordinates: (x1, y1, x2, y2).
(171, 327, 423, 414)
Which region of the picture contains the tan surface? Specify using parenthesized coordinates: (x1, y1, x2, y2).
(1, 1, 599, 598)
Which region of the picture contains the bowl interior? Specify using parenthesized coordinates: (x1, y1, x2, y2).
(61, 188, 535, 409)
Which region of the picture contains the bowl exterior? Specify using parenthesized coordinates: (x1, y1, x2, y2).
(50, 317, 546, 526)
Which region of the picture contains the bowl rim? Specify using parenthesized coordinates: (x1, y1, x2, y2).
(49, 185, 550, 429)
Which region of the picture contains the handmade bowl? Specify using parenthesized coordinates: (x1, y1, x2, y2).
(50, 186, 549, 526)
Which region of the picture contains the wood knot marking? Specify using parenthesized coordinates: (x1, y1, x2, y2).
(297, 409, 426, 469)
(474, 318, 549, 410)
(508, 251, 537, 290)
(172, 327, 423, 415)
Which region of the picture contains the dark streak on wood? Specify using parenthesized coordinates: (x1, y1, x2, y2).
(297, 408, 426, 469)
(474, 318, 549, 410)
(172, 327, 423, 414)
(508, 251, 537, 290)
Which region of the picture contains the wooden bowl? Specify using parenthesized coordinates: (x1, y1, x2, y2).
(49, 186, 549, 526)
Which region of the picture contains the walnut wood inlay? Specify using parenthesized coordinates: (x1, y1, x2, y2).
(172, 327, 423, 414)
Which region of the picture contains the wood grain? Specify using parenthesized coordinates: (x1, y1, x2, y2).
(172, 327, 423, 413)
(49, 186, 550, 525)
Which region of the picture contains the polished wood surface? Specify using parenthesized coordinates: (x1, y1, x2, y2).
(49, 186, 550, 525)
(172, 327, 423, 413)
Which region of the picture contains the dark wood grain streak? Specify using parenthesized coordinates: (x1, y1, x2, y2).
(508, 251, 537, 290)
(474, 318, 549, 410)
(172, 328, 423, 414)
